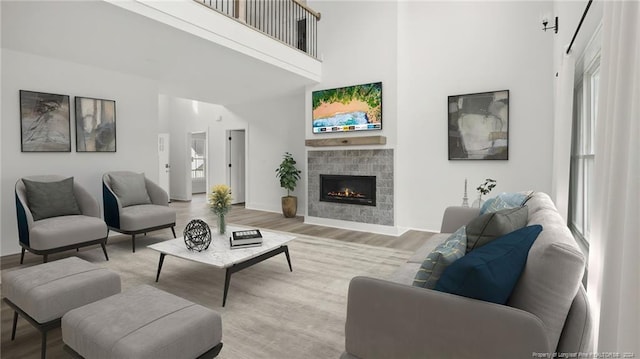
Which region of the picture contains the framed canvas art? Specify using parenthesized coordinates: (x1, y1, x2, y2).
(20, 90, 71, 152)
(75, 96, 116, 152)
(448, 90, 509, 160)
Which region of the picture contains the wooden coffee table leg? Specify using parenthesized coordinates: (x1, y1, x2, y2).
(155, 253, 166, 282)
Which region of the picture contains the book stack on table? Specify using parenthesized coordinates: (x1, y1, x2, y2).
(230, 230, 263, 249)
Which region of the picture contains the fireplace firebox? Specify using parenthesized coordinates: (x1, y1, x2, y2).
(320, 175, 376, 206)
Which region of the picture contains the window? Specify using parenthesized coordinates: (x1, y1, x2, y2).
(191, 137, 206, 179)
(569, 48, 600, 247)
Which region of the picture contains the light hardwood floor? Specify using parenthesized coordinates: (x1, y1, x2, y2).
(183, 194, 436, 250)
(1, 195, 436, 359)
(2, 195, 435, 269)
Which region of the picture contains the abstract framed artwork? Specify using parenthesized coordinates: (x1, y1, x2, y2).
(75, 96, 116, 152)
(448, 90, 509, 160)
(19, 90, 71, 152)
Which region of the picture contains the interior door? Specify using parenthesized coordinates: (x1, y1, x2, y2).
(228, 130, 246, 204)
(190, 133, 207, 194)
(158, 133, 170, 200)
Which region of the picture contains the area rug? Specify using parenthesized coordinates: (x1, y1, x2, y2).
(2, 232, 413, 359)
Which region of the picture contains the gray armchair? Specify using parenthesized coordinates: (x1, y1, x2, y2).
(15, 175, 109, 263)
(102, 171, 176, 252)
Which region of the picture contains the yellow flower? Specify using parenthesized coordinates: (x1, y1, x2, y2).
(208, 184, 232, 215)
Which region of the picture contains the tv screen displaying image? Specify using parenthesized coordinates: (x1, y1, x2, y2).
(312, 82, 382, 134)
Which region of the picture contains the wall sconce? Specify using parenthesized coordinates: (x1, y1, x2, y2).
(542, 16, 559, 33)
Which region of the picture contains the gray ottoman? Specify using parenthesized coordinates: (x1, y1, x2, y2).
(2, 256, 121, 359)
(62, 285, 223, 359)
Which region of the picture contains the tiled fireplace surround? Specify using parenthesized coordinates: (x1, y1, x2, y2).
(307, 149, 394, 226)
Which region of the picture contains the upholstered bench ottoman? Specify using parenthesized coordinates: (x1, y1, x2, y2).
(62, 285, 223, 359)
(2, 256, 121, 359)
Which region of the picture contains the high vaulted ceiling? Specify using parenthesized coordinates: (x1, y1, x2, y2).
(1, 0, 317, 105)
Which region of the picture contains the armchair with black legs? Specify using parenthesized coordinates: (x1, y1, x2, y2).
(15, 175, 109, 264)
(102, 171, 176, 252)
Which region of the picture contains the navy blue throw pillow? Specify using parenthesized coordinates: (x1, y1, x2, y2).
(434, 225, 543, 305)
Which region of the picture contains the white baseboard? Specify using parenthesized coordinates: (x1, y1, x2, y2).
(304, 216, 408, 236)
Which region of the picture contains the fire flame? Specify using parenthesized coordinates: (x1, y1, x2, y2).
(327, 188, 366, 198)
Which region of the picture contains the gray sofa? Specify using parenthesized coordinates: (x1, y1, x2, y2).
(342, 192, 591, 358)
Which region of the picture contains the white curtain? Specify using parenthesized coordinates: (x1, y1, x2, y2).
(551, 50, 575, 222)
(587, 0, 640, 355)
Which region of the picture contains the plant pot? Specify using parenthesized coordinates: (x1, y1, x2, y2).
(281, 196, 297, 218)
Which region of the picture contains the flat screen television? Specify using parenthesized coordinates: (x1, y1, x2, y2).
(312, 82, 382, 134)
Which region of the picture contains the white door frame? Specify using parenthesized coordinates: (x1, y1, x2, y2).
(185, 130, 209, 201)
(226, 128, 248, 205)
(157, 133, 170, 200)
(190, 131, 208, 195)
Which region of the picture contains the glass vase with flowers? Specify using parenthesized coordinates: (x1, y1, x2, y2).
(208, 184, 232, 235)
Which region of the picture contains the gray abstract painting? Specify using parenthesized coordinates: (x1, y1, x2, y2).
(20, 90, 71, 152)
(75, 97, 116, 152)
(448, 90, 509, 160)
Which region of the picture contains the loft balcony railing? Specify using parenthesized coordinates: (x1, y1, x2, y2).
(195, 0, 320, 59)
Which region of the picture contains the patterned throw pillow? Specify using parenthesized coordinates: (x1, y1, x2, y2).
(497, 192, 528, 207)
(521, 190, 535, 205)
(413, 226, 467, 289)
(481, 196, 511, 214)
(479, 197, 497, 214)
(480, 192, 529, 215)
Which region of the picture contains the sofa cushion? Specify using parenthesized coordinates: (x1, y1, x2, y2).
(62, 285, 222, 359)
(109, 172, 151, 207)
(119, 204, 176, 231)
(23, 177, 81, 221)
(29, 215, 107, 251)
(507, 192, 586, 352)
(466, 206, 528, 253)
(412, 226, 467, 289)
(3, 257, 121, 323)
(434, 225, 542, 305)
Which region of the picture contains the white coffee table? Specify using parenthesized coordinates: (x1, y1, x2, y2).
(148, 226, 294, 306)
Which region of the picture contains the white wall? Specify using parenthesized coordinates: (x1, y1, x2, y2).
(227, 92, 307, 214)
(0, 2, 4, 258)
(160, 95, 247, 201)
(307, 0, 398, 145)
(305, 0, 398, 231)
(1, 49, 160, 256)
(161, 92, 305, 214)
(553, 1, 603, 75)
(307, 1, 555, 233)
(108, 0, 321, 82)
(397, 1, 555, 232)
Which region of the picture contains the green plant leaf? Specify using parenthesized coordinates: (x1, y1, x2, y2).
(276, 152, 302, 196)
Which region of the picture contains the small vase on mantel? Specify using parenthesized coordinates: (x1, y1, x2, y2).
(217, 213, 226, 235)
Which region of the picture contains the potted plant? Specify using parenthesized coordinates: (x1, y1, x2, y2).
(275, 152, 302, 218)
(474, 178, 497, 208)
(208, 184, 232, 234)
